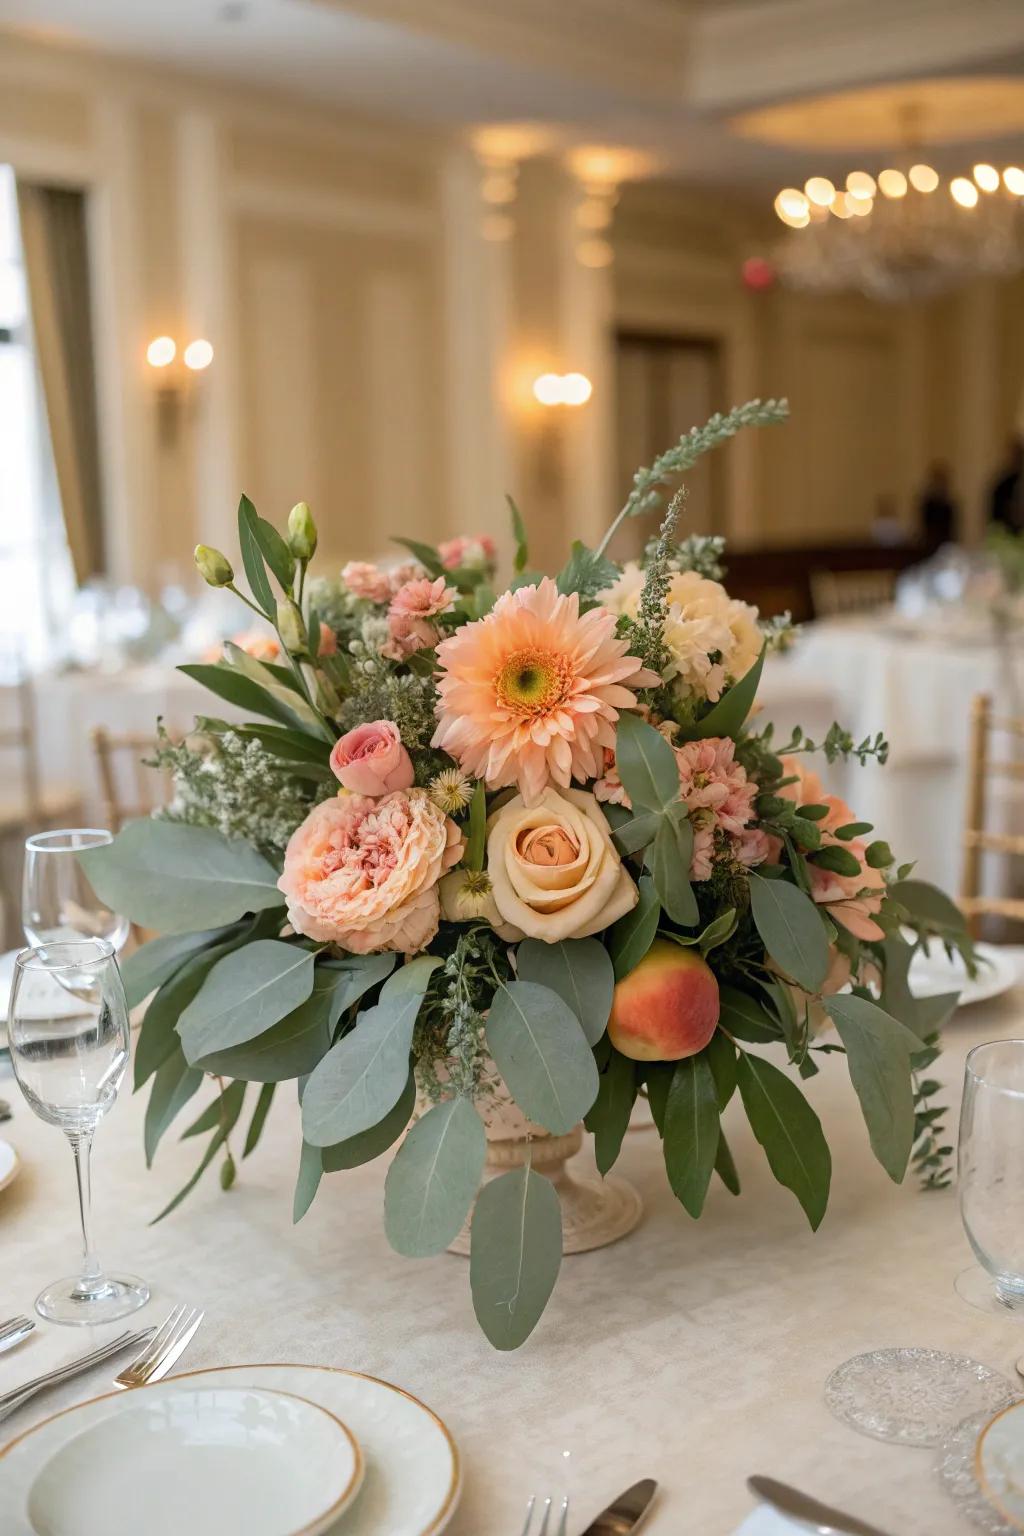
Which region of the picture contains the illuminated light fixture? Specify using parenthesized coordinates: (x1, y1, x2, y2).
(481, 172, 517, 206)
(532, 372, 593, 407)
(776, 188, 808, 219)
(804, 176, 835, 207)
(1004, 166, 1024, 196)
(183, 338, 214, 371)
(828, 190, 853, 220)
(577, 238, 613, 269)
(974, 163, 1000, 193)
(846, 170, 876, 199)
(878, 168, 908, 199)
(146, 335, 176, 368)
(909, 163, 939, 193)
(848, 194, 873, 218)
(951, 176, 979, 208)
(561, 372, 593, 406)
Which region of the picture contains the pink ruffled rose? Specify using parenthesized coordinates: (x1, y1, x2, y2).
(278, 788, 462, 954)
(329, 720, 415, 796)
(384, 575, 457, 661)
(438, 534, 497, 571)
(341, 561, 391, 604)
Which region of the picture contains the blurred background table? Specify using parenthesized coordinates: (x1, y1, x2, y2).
(3, 962, 1023, 1534)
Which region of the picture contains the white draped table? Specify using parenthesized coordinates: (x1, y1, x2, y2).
(3, 970, 1024, 1535)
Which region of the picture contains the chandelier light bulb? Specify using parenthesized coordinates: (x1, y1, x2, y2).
(908, 164, 939, 194)
(848, 194, 873, 218)
(775, 188, 809, 223)
(846, 171, 876, 200)
(533, 373, 565, 407)
(1003, 167, 1024, 196)
(878, 169, 908, 199)
(973, 163, 1000, 193)
(146, 335, 176, 369)
(561, 372, 593, 406)
(804, 176, 835, 207)
(829, 193, 854, 220)
(183, 338, 214, 371)
(950, 177, 979, 209)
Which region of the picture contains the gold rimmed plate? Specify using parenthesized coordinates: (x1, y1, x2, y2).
(0, 1139, 20, 1195)
(1, 1363, 460, 1536)
(977, 1399, 1024, 1531)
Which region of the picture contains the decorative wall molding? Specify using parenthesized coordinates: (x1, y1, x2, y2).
(230, 176, 435, 241)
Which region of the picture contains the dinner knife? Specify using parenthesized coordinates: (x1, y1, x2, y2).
(747, 1476, 897, 1536)
(579, 1478, 657, 1534)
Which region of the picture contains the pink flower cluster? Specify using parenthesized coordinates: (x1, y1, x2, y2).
(438, 534, 496, 572)
(595, 732, 768, 881)
(384, 576, 457, 661)
(340, 559, 424, 604)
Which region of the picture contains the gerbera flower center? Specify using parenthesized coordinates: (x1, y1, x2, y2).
(496, 648, 572, 715)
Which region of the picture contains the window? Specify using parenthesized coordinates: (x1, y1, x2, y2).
(0, 165, 74, 673)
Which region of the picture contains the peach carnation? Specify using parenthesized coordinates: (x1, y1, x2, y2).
(278, 788, 462, 954)
(777, 755, 886, 941)
(341, 561, 391, 604)
(439, 534, 497, 571)
(432, 577, 657, 804)
(385, 575, 457, 661)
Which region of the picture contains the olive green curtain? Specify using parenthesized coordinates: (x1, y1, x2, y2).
(16, 182, 105, 582)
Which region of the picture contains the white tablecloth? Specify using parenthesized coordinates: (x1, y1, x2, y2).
(762, 618, 1024, 896)
(3, 961, 1024, 1533)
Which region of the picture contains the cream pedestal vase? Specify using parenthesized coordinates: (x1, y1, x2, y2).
(446, 1092, 643, 1258)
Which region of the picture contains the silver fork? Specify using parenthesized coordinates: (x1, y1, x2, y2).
(0, 1315, 34, 1354)
(113, 1303, 204, 1389)
(0, 1326, 154, 1425)
(520, 1495, 570, 1536)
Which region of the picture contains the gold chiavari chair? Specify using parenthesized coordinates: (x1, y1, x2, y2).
(961, 693, 1024, 934)
(811, 568, 896, 619)
(90, 727, 167, 831)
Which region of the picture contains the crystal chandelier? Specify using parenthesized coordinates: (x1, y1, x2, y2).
(772, 160, 1024, 301)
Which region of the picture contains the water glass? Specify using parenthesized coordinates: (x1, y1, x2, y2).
(22, 828, 130, 953)
(957, 1039, 1024, 1312)
(7, 939, 149, 1324)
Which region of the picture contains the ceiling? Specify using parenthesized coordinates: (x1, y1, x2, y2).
(2, 0, 1024, 191)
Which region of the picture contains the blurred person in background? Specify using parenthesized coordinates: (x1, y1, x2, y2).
(917, 459, 958, 550)
(990, 436, 1024, 531)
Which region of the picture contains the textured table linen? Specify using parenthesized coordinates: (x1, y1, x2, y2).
(3, 969, 1024, 1536)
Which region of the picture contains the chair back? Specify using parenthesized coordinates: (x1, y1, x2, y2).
(811, 568, 896, 618)
(961, 693, 1024, 932)
(90, 727, 167, 831)
(0, 677, 44, 824)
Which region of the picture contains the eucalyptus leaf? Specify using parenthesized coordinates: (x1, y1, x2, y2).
(611, 810, 663, 857)
(608, 874, 660, 981)
(679, 645, 765, 742)
(714, 1128, 741, 1195)
(748, 872, 829, 993)
(150, 1081, 246, 1224)
(322, 1075, 416, 1171)
(470, 1164, 563, 1350)
(381, 955, 441, 1001)
(736, 1052, 831, 1229)
(79, 820, 283, 936)
(485, 980, 599, 1135)
(825, 993, 920, 1182)
(718, 985, 782, 1044)
(704, 1030, 738, 1110)
(663, 1054, 719, 1218)
(890, 879, 969, 936)
(301, 991, 423, 1146)
(134, 932, 253, 1088)
(516, 937, 614, 1046)
(238, 494, 275, 614)
(144, 1047, 203, 1167)
(195, 963, 357, 1081)
(120, 926, 239, 1010)
(615, 712, 681, 813)
(809, 845, 862, 879)
(384, 1097, 485, 1257)
(293, 1139, 323, 1223)
(243, 1083, 275, 1157)
(178, 941, 316, 1064)
(583, 1048, 636, 1175)
(698, 907, 738, 956)
(180, 1079, 246, 1139)
(648, 816, 698, 926)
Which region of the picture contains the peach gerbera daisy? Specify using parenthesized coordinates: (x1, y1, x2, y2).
(432, 577, 657, 803)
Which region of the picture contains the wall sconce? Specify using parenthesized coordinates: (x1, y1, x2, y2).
(532, 372, 593, 407)
(146, 335, 214, 446)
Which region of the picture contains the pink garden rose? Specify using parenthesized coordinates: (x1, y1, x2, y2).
(329, 720, 414, 796)
(278, 789, 462, 954)
(438, 534, 497, 571)
(384, 575, 456, 661)
(341, 561, 391, 604)
(777, 755, 886, 941)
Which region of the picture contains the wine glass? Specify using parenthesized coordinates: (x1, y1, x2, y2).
(7, 939, 149, 1324)
(956, 1039, 1024, 1317)
(22, 829, 130, 953)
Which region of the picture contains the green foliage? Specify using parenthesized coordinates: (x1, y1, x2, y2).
(663, 1054, 719, 1217)
(647, 814, 699, 926)
(584, 1048, 636, 1175)
(608, 874, 660, 980)
(177, 941, 317, 1065)
(677, 645, 766, 743)
(824, 994, 922, 1183)
(555, 540, 619, 603)
(121, 926, 240, 1011)
(507, 495, 529, 574)
(301, 990, 426, 1146)
(620, 398, 789, 523)
(384, 1096, 485, 1257)
(470, 1165, 563, 1350)
(516, 937, 614, 1047)
(322, 1075, 416, 1171)
(736, 1051, 831, 1229)
(151, 1081, 247, 1224)
(615, 712, 681, 812)
(238, 495, 275, 615)
(79, 820, 283, 935)
(748, 872, 829, 993)
(485, 980, 599, 1136)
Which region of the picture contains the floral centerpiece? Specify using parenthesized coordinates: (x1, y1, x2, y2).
(83, 400, 972, 1349)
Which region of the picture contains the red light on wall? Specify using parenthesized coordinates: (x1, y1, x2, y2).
(742, 256, 776, 292)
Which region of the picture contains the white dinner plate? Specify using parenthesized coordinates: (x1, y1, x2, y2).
(0, 1138, 19, 1194)
(0, 1364, 460, 1536)
(0, 949, 85, 1030)
(978, 1399, 1024, 1530)
(24, 1385, 362, 1536)
(908, 941, 1018, 1008)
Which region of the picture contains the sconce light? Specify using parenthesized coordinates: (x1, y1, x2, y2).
(146, 335, 214, 445)
(532, 372, 593, 407)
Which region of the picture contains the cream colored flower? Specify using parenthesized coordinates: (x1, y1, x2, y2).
(485, 786, 637, 943)
(439, 868, 503, 926)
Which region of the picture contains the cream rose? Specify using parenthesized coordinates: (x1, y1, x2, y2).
(485, 787, 637, 942)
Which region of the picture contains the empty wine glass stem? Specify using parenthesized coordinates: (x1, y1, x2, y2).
(68, 1132, 105, 1297)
